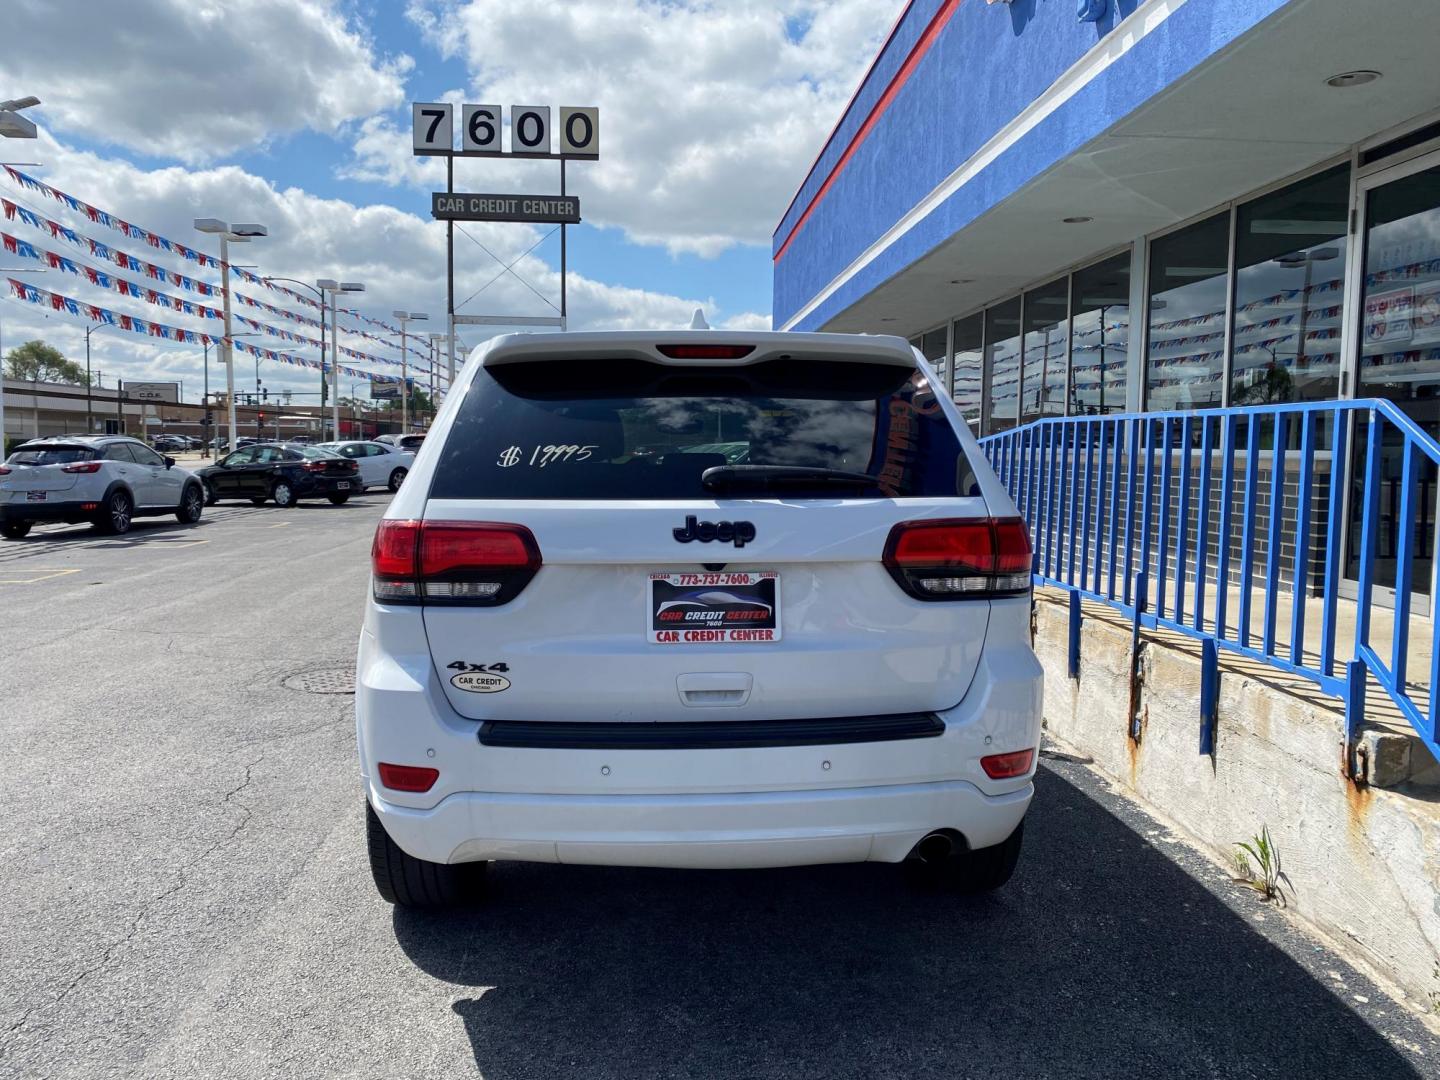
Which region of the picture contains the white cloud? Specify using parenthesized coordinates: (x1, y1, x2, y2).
(340, 0, 895, 257)
(0, 134, 766, 402)
(0, 0, 412, 163)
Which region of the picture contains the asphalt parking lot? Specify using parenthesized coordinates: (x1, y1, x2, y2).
(1, 495, 1437, 1079)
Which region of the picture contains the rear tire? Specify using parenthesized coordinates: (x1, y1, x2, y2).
(271, 479, 297, 508)
(202, 480, 219, 506)
(327, 493, 350, 505)
(94, 489, 133, 535)
(176, 484, 204, 524)
(1, 521, 31, 539)
(903, 821, 1024, 895)
(365, 801, 484, 908)
(388, 467, 407, 492)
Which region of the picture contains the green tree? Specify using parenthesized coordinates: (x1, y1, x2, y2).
(4, 339, 89, 385)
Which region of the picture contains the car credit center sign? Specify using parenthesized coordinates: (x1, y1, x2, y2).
(431, 193, 580, 224)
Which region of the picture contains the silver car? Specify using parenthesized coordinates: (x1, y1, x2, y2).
(0, 435, 206, 539)
(315, 441, 415, 493)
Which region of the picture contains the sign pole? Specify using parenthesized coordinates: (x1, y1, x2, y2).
(560, 157, 567, 330)
(447, 154, 456, 386)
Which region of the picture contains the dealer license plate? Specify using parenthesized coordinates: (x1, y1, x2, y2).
(649, 571, 780, 644)
(26, 491, 46, 502)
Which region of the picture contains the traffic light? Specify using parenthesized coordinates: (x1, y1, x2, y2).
(258, 411, 266, 424)
(262, 387, 268, 402)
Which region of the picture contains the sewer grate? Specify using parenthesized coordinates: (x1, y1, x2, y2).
(283, 668, 356, 695)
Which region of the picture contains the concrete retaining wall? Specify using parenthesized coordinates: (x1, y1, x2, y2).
(1033, 594, 1440, 1013)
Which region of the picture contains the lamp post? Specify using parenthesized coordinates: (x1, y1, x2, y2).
(265, 276, 361, 439)
(329, 283, 365, 439)
(83, 321, 117, 432)
(194, 218, 267, 453)
(392, 311, 429, 434)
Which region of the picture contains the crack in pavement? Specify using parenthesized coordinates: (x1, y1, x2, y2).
(0, 750, 267, 1056)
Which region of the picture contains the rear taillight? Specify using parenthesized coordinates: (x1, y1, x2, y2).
(377, 762, 439, 792)
(882, 517, 1032, 600)
(981, 748, 1035, 779)
(371, 519, 541, 606)
(62, 461, 103, 474)
(0, 466, 9, 475)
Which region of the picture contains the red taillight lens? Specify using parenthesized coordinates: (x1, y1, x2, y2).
(882, 518, 1032, 600)
(0, 466, 10, 476)
(62, 461, 103, 474)
(371, 519, 540, 605)
(981, 748, 1035, 779)
(377, 762, 439, 792)
(656, 344, 756, 359)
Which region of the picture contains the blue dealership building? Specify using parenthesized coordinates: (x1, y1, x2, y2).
(774, 0, 1440, 436)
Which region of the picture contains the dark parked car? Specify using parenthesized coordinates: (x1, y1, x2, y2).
(196, 443, 359, 507)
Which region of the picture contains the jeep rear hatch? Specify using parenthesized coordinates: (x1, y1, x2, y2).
(412, 350, 1009, 723)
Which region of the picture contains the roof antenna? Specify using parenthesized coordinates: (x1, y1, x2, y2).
(689, 307, 709, 330)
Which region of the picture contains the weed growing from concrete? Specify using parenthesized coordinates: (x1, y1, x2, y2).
(1231, 826, 1292, 906)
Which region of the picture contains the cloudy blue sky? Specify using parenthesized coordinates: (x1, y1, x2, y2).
(0, 0, 895, 401)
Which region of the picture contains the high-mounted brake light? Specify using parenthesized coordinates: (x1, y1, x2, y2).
(656, 344, 755, 360)
(882, 518, 1032, 600)
(61, 461, 103, 474)
(377, 762, 439, 792)
(371, 519, 541, 606)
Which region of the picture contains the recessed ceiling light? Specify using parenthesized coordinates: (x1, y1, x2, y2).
(1063, 216, 1093, 224)
(1326, 70, 1380, 88)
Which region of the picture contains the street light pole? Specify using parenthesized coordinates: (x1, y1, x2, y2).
(392, 311, 429, 435)
(195, 218, 267, 454)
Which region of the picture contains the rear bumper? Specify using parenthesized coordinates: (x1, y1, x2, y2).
(0, 498, 95, 524)
(358, 598, 1043, 869)
(370, 779, 1031, 869)
(298, 473, 357, 497)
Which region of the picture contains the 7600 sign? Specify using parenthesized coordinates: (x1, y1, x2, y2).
(412, 103, 599, 159)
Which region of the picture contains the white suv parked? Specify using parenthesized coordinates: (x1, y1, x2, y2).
(357, 331, 1042, 907)
(1, 435, 205, 539)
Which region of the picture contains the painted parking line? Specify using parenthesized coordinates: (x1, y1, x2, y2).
(267, 522, 292, 529)
(0, 567, 82, 585)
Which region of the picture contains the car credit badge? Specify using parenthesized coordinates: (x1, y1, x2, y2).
(649, 571, 780, 644)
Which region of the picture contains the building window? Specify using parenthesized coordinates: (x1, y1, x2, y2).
(984, 298, 1022, 433)
(951, 313, 983, 430)
(919, 327, 947, 387)
(1020, 277, 1069, 424)
(1146, 211, 1230, 411)
(1231, 165, 1349, 404)
(1069, 251, 1131, 416)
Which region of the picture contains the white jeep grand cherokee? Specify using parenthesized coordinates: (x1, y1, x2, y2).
(357, 330, 1042, 907)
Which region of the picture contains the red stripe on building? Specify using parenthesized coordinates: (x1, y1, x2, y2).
(774, 0, 962, 265)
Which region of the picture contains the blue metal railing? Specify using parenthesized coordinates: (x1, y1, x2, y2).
(979, 398, 1440, 773)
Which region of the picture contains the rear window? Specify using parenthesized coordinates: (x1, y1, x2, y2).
(430, 357, 975, 500)
(7, 445, 95, 466)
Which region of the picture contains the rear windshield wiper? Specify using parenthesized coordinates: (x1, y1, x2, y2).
(701, 465, 882, 491)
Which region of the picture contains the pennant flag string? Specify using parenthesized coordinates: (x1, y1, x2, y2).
(1, 228, 407, 370)
(2, 196, 418, 359)
(8, 277, 216, 346)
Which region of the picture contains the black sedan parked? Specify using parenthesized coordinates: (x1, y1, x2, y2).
(196, 443, 359, 507)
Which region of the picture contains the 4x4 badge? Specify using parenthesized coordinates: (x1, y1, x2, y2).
(673, 514, 756, 548)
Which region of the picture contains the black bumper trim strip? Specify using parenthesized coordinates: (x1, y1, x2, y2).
(477, 712, 944, 750)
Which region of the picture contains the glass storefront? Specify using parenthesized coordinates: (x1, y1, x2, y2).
(1146, 212, 1230, 411)
(1069, 252, 1131, 416)
(984, 299, 1022, 433)
(1347, 159, 1440, 596)
(1020, 277, 1068, 424)
(1231, 165, 1348, 404)
(952, 313, 983, 429)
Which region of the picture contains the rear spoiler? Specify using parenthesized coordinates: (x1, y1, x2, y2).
(479, 330, 917, 370)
